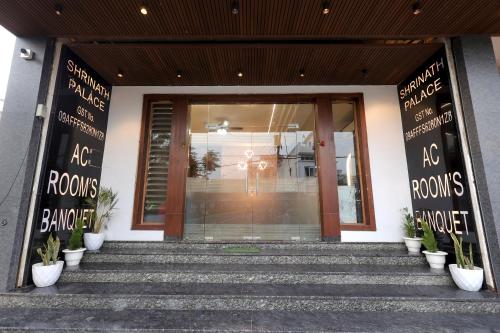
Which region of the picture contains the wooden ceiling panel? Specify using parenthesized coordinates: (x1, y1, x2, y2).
(69, 43, 443, 86)
(0, 0, 499, 40)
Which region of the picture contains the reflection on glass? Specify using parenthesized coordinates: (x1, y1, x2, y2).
(184, 103, 320, 241)
(332, 102, 363, 224)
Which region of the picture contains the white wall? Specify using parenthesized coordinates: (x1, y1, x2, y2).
(101, 85, 412, 242)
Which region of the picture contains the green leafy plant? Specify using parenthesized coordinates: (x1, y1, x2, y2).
(201, 150, 221, 177)
(36, 234, 60, 266)
(401, 207, 416, 238)
(86, 186, 118, 233)
(68, 218, 84, 250)
(450, 233, 475, 270)
(420, 219, 439, 252)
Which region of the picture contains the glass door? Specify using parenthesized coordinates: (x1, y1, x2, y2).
(184, 102, 320, 241)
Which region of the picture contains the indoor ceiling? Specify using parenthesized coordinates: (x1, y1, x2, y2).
(189, 103, 315, 133)
(0, 0, 498, 40)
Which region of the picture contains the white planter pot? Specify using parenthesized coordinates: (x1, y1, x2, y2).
(62, 248, 86, 266)
(84, 233, 105, 251)
(403, 237, 422, 254)
(32, 261, 64, 288)
(449, 264, 484, 291)
(422, 250, 447, 269)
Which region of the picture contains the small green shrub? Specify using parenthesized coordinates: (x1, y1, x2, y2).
(86, 186, 118, 233)
(68, 218, 84, 250)
(420, 219, 439, 252)
(450, 233, 474, 270)
(401, 207, 416, 238)
(36, 234, 60, 266)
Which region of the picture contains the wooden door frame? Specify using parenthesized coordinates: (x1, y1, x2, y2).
(133, 93, 376, 240)
(131, 95, 189, 237)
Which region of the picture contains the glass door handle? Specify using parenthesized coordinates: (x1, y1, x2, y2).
(256, 172, 259, 194)
(245, 170, 249, 194)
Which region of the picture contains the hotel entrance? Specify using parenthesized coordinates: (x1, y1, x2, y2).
(133, 94, 375, 241)
(3, 3, 500, 328)
(184, 102, 320, 241)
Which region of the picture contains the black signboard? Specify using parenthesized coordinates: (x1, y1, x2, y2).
(27, 45, 111, 272)
(398, 48, 480, 261)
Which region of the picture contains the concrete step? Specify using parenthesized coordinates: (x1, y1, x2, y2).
(1, 283, 498, 313)
(83, 248, 426, 265)
(59, 262, 453, 286)
(1, 308, 500, 332)
(102, 241, 407, 252)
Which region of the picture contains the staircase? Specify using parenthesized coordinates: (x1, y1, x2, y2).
(0, 241, 499, 332)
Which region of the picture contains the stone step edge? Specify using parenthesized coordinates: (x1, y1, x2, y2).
(0, 328, 334, 333)
(81, 254, 426, 265)
(104, 241, 406, 244)
(59, 271, 453, 286)
(85, 251, 420, 257)
(102, 241, 406, 248)
(0, 294, 498, 313)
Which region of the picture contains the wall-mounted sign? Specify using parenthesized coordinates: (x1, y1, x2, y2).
(398, 47, 479, 260)
(27, 45, 111, 276)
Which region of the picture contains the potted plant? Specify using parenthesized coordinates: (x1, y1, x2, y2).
(32, 234, 63, 288)
(62, 218, 86, 266)
(401, 207, 422, 254)
(84, 186, 118, 251)
(449, 233, 484, 291)
(420, 218, 447, 269)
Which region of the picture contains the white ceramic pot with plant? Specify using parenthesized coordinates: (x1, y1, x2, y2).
(32, 234, 64, 288)
(83, 186, 118, 251)
(84, 233, 105, 251)
(420, 219, 447, 269)
(449, 233, 484, 291)
(401, 207, 422, 254)
(63, 218, 86, 266)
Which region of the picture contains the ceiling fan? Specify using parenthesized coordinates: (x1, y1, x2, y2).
(205, 120, 243, 133)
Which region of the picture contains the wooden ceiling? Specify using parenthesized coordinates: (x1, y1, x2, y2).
(1, 0, 492, 85)
(0, 0, 499, 39)
(70, 43, 443, 86)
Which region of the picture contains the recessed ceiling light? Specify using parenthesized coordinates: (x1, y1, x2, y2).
(321, 1, 331, 15)
(412, 0, 423, 15)
(237, 71, 243, 78)
(176, 70, 182, 78)
(54, 3, 63, 15)
(117, 69, 125, 78)
(299, 69, 305, 77)
(140, 5, 148, 15)
(361, 69, 368, 78)
(231, 1, 239, 15)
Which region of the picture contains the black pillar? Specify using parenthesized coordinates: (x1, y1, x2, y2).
(0, 37, 54, 291)
(453, 36, 500, 290)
